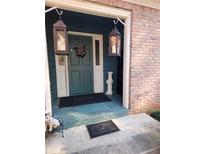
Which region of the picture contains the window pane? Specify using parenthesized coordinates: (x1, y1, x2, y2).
(111, 36, 117, 53)
(95, 40, 100, 65)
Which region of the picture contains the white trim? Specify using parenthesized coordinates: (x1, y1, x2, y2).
(55, 31, 104, 97)
(92, 35, 104, 93)
(45, 34, 52, 114)
(46, 0, 131, 109)
(123, 16, 131, 109)
(46, 0, 130, 19)
(55, 55, 69, 97)
(68, 31, 102, 37)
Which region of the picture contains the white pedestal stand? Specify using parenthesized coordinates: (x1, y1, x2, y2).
(106, 72, 114, 95)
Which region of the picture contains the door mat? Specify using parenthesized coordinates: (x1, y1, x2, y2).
(59, 93, 112, 108)
(87, 120, 120, 138)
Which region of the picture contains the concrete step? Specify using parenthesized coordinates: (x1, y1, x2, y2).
(52, 97, 128, 129)
(62, 109, 128, 129)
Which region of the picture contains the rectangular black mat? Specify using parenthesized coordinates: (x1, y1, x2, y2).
(87, 120, 120, 138)
(59, 93, 112, 108)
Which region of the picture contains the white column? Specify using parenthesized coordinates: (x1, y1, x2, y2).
(45, 34, 52, 115)
(123, 15, 131, 109)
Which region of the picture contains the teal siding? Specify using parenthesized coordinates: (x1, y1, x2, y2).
(46, 8, 123, 107)
(103, 35, 118, 94)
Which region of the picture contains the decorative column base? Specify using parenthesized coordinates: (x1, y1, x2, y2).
(106, 72, 113, 95)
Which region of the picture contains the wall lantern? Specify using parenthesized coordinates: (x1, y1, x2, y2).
(53, 10, 69, 55)
(108, 20, 121, 57)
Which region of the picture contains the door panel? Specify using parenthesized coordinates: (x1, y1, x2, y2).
(82, 45, 91, 65)
(68, 35, 93, 96)
(70, 50, 80, 65)
(70, 70, 81, 87)
(82, 70, 92, 87)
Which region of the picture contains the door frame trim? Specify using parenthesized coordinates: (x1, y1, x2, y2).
(55, 31, 104, 97)
(68, 31, 104, 94)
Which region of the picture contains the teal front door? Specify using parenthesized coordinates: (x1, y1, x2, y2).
(68, 35, 93, 96)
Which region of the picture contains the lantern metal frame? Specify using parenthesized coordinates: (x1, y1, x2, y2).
(108, 20, 121, 57)
(53, 10, 69, 55)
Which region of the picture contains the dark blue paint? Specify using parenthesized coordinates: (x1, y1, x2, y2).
(46, 8, 124, 107)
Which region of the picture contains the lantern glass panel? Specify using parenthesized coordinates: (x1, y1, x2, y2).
(117, 36, 121, 54)
(56, 29, 66, 51)
(111, 36, 117, 54)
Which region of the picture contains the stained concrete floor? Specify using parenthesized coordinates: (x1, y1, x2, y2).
(52, 95, 128, 129)
(45, 113, 160, 154)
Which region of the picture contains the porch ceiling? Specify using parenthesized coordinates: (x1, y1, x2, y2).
(45, 6, 124, 35)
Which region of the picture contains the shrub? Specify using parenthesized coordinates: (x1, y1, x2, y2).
(150, 110, 160, 122)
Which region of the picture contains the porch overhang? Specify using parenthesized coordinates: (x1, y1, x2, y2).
(45, 0, 131, 19)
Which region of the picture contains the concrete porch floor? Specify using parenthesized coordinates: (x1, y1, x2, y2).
(52, 95, 128, 129)
(46, 113, 160, 154)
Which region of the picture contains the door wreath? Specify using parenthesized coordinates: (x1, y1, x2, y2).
(73, 45, 86, 57)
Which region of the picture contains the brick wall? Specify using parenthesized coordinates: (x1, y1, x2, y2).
(87, 0, 160, 114)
